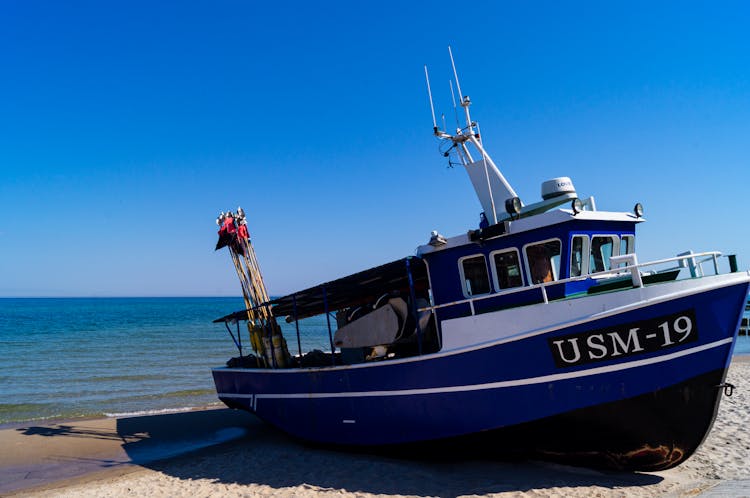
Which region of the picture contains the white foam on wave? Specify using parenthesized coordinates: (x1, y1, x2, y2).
(104, 402, 223, 419)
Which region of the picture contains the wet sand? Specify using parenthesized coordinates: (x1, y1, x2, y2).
(4, 358, 750, 497)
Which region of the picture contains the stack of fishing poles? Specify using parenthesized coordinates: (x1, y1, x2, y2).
(215, 207, 291, 368)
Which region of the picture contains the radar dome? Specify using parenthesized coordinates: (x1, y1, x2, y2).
(541, 177, 576, 200)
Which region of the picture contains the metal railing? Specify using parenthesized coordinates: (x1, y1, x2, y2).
(419, 251, 724, 315)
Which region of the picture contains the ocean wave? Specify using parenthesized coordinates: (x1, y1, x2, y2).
(114, 388, 217, 403)
(88, 374, 166, 382)
(0, 402, 67, 424)
(104, 402, 223, 418)
(0, 402, 54, 414)
(162, 388, 216, 398)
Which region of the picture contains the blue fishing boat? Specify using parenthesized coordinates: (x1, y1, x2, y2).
(211, 53, 749, 471)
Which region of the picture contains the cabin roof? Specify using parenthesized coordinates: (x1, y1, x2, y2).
(417, 209, 643, 256)
(214, 256, 429, 323)
(268, 256, 428, 320)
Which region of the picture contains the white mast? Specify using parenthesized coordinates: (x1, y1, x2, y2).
(427, 47, 519, 223)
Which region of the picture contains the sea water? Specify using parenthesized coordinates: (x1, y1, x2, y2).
(0, 298, 332, 425)
(1, 298, 748, 426)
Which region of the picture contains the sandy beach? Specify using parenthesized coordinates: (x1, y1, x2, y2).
(4, 358, 750, 498)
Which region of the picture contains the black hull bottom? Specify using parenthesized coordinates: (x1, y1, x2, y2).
(226, 368, 728, 471)
(393, 367, 728, 471)
(292, 368, 728, 471)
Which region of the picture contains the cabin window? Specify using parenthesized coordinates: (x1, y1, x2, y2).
(491, 249, 523, 290)
(525, 239, 561, 284)
(621, 235, 635, 255)
(570, 235, 589, 277)
(590, 235, 619, 273)
(459, 255, 491, 297)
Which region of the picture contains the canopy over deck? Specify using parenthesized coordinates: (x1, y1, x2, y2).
(214, 256, 429, 323)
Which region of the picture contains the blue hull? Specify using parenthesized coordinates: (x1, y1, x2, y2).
(213, 279, 748, 469)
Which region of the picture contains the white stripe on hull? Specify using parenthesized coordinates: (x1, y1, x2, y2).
(217, 336, 732, 402)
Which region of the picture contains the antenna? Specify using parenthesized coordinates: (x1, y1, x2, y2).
(424, 65, 438, 131)
(448, 46, 463, 103)
(449, 80, 460, 129)
(448, 45, 473, 130)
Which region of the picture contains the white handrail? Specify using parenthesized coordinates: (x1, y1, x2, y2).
(609, 254, 642, 287)
(418, 251, 723, 313)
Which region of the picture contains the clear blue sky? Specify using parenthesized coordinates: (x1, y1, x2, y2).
(1, 1, 749, 297)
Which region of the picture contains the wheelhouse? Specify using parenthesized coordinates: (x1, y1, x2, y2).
(417, 209, 642, 323)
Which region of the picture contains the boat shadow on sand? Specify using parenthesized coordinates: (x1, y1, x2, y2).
(14, 408, 664, 496)
(122, 410, 664, 496)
